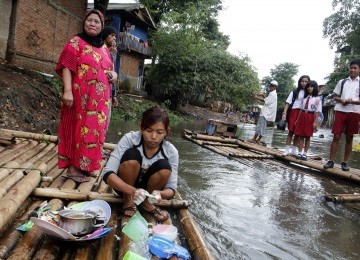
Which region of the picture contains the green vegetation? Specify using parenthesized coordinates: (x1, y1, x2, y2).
(50, 76, 63, 98)
(119, 77, 132, 93)
(262, 62, 299, 108)
(110, 95, 186, 123)
(323, 0, 360, 90)
(139, 0, 260, 110)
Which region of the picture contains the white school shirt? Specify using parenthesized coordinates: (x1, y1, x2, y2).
(333, 76, 360, 113)
(260, 90, 277, 122)
(104, 131, 179, 190)
(285, 89, 305, 109)
(301, 95, 322, 113)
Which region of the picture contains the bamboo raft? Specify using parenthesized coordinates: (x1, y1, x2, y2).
(0, 128, 214, 260)
(183, 129, 360, 184)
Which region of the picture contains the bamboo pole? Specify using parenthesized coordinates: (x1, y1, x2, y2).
(32, 188, 124, 202)
(184, 132, 237, 145)
(39, 157, 60, 187)
(0, 141, 35, 167)
(118, 215, 130, 260)
(95, 212, 119, 259)
(0, 163, 47, 231)
(175, 193, 214, 260)
(0, 162, 33, 199)
(6, 199, 64, 260)
(325, 193, 360, 203)
(32, 187, 189, 208)
(0, 141, 49, 181)
(0, 128, 117, 151)
(229, 153, 273, 159)
(0, 140, 30, 162)
(0, 198, 34, 259)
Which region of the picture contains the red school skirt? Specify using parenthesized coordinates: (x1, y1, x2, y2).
(287, 108, 300, 132)
(294, 111, 315, 137)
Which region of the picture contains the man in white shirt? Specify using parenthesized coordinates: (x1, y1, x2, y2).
(251, 80, 278, 144)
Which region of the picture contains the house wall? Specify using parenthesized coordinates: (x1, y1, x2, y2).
(0, 0, 12, 59)
(120, 52, 143, 78)
(6, 0, 86, 74)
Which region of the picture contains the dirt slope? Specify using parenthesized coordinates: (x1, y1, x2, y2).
(0, 63, 241, 133)
(0, 63, 59, 132)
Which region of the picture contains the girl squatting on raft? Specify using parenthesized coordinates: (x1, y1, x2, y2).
(56, 9, 117, 182)
(281, 75, 311, 156)
(293, 80, 322, 161)
(103, 106, 179, 222)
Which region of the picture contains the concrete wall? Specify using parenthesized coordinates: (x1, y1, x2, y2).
(0, 0, 12, 59)
(6, 0, 86, 74)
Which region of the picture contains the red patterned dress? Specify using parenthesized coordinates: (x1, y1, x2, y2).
(56, 36, 112, 172)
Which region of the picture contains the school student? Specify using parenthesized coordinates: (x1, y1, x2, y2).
(324, 58, 360, 171)
(281, 75, 310, 156)
(294, 80, 322, 160)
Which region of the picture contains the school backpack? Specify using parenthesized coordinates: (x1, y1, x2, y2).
(339, 78, 360, 98)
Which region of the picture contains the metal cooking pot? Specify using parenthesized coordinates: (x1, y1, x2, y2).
(58, 209, 105, 236)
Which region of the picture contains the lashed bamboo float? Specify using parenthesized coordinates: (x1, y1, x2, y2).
(229, 152, 273, 159)
(184, 130, 360, 184)
(6, 199, 64, 260)
(95, 213, 119, 259)
(0, 128, 116, 150)
(0, 140, 36, 167)
(0, 199, 39, 259)
(175, 193, 215, 260)
(325, 193, 360, 203)
(0, 162, 47, 232)
(0, 129, 214, 259)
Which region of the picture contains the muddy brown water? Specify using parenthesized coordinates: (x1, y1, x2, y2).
(107, 120, 360, 260)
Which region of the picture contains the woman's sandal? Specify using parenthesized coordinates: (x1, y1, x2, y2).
(141, 206, 169, 222)
(121, 205, 137, 218)
(62, 168, 91, 183)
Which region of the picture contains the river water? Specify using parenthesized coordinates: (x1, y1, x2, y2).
(107, 119, 360, 260)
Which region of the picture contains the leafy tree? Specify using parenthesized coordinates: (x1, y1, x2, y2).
(262, 62, 299, 109)
(148, 6, 258, 109)
(323, 0, 360, 89)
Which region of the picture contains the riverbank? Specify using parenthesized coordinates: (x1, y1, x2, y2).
(0, 63, 244, 133)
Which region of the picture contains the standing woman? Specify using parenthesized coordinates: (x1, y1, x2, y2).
(294, 80, 322, 160)
(56, 9, 117, 182)
(281, 75, 310, 156)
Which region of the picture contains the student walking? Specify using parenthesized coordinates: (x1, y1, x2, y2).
(324, 58, 360, 171)
(281, 75, 310, 156)
(294, 80, 322, 160)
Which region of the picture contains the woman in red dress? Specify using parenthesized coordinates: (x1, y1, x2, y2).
(56, 9, 117, 182)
